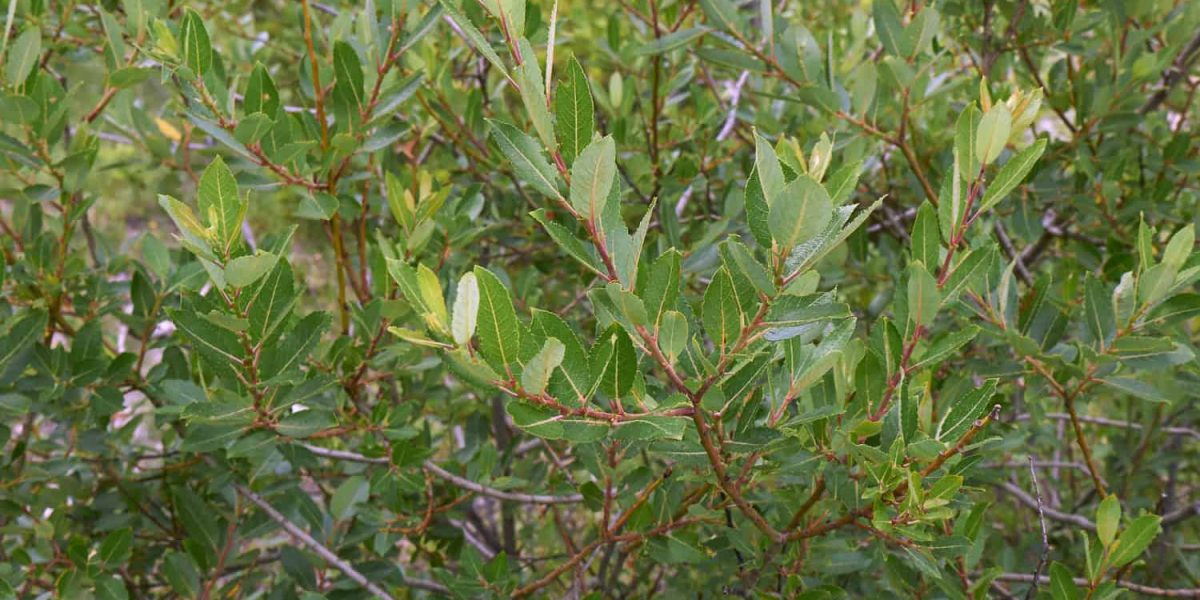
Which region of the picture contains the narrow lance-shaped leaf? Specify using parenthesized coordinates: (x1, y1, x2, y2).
(907, 263, 940, 328)
(977, 138, 1046, 214)
(489, 119, 562, 200)
(474, 266, 522, 375)
(554, 55, 594, 165)
(703, 267, 743, 352)
(179, 9, 212, 76)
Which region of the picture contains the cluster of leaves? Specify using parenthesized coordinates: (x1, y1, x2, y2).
(1, 0, 1198, 598)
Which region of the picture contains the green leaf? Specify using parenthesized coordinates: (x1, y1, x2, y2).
(452, 271, 480, 347)
(1083, 275, 1115, 348)
(948, 106, 977, 228)
(753, 132, 785, 208)
(873, 0, 911, 56)
(438, 0, 506, 73)
(659, 310, 688, 360)
(179, 9, 212, 76)
(977, 138, 1046, 214)
(592, 325, 637, 398)
(703, 267, 743, 352)
(530, 209, 605, 276)
(699, 0, 745, 36)
(244, 63, 280, 115)
(521, 338, 565, 394)
(911, 325, 979, 370)
(260, 312, 330, 382)
(5, 27, 40, 86)
(721, 239, 776, 297)
(0, 310, 47, 373)
(474, 266, 522, 375)
(611, 416, 688, 441)
(224, 252, 279, 288)
(1108, 515, 1162, 568)
(911, 201, 940, 272)
(1049, 562, 1082, 600)
(907, 263, 940, 328)
(333, 41, 364, 109)
(1096, 495, 1120, 547)
(515, 38, 556, 150)
(170, 308, 245, 382)
(171, 487, 221, 552)
(330, 475, 370, 521)
(554, 55, 594, 165)
(906, 7, 940, 56)
(417, 264, 449, 332)
(570, 136, 616, 222)
(1098, 377, 1165, 403)
(1147, 293, 1200, 325)
(769, 175, 832, 250)
(489, 119, 561, 200)
(975, 104, 1012, 165)
(197, 157, 245, 258)
(98, 529, 133, 567)
(936, 379, 996, 442)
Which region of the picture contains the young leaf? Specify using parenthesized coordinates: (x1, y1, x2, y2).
(1083, 275, 1116, 348)
(1096, 495, 1120, 547)
(753, 132, 786, 208)
(521, 338, 565, 394)
(452, 272, 480, 347)
(975, 104, 1012, 165)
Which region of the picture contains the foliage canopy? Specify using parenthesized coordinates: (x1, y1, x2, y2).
(1, 0, 1199, 598)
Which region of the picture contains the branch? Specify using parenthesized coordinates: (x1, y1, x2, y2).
(1139, 29, 1200, 114)
(1011, 413, 1199, 439)
(231, 482, 397, 600)
(298, 443, 584, 505)
(995, 480, 1096, 531)
(995, 573, 1200, 598)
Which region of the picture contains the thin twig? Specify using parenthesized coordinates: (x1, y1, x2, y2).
(298, 443, 584, 504)
(1025, 457, 1049, 600)
(232, 482, 398, 600)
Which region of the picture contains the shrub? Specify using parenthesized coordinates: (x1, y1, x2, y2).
(1, 0, 1198, 597)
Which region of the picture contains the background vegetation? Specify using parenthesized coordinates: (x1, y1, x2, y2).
(1, 0, 1199, 597)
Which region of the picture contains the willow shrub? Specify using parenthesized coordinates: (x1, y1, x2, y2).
(2, 0, 1199, 598)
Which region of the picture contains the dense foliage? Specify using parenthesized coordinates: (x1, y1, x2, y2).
(1, 0, 1199, 597)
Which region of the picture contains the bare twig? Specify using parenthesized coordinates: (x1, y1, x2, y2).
(231, 482, 398, 600)
(996, 481, 1096, 531)
(298, 443, 583, 504)
(995, 573, 1200, 598)
(1025, 457, 1049, 600)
